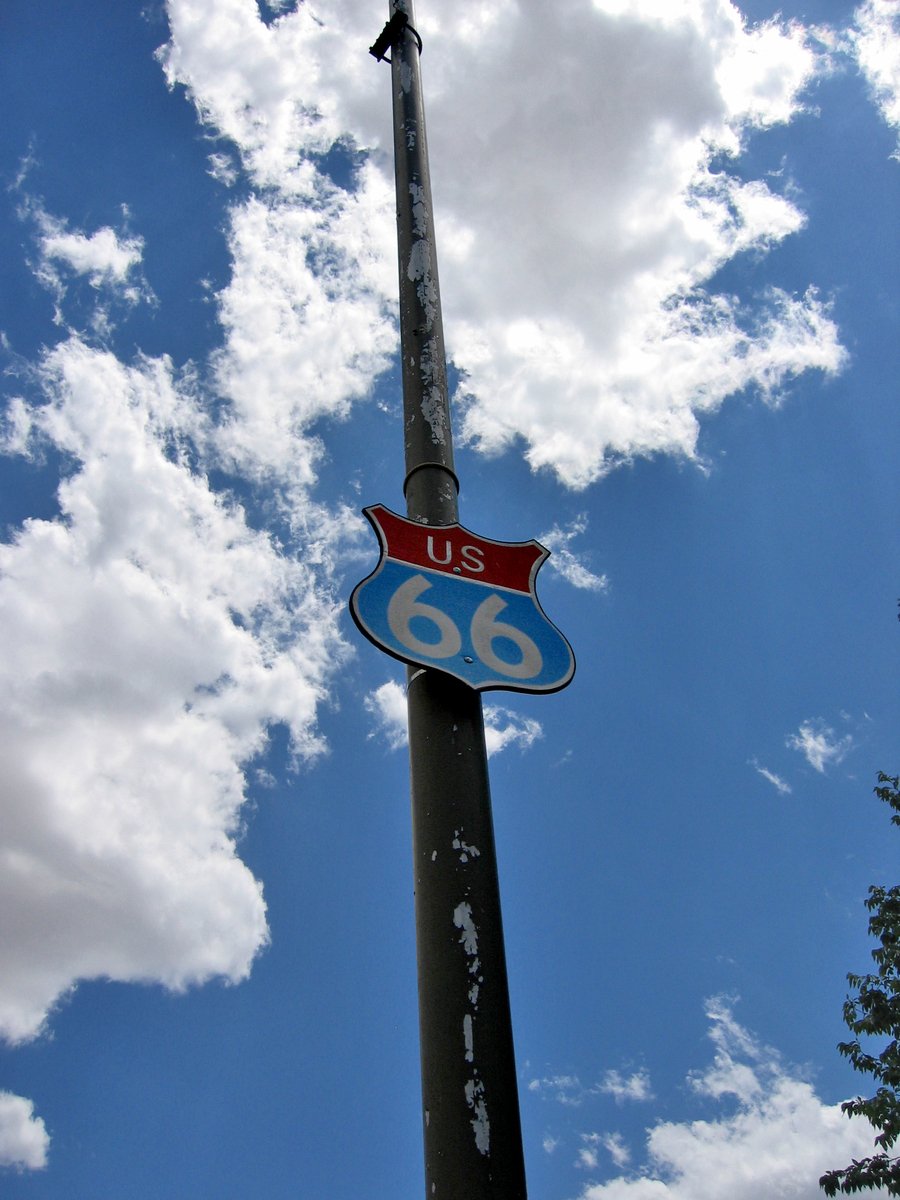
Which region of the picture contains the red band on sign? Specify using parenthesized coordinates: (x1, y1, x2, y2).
(366, 505, 545, 594)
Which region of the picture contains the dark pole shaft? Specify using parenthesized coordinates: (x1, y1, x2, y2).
(386, 3, 528, 1196)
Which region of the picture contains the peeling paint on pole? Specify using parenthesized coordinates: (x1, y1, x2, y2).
(453, 901, 479, 957)
(455, 900, 491, 1156)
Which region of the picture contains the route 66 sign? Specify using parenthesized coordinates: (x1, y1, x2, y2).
(350, 505, 575, 693)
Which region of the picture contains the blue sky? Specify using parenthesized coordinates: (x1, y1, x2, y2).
(0, 1, 898, 1196)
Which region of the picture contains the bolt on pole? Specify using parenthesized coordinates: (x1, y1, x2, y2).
(372, 2, 528, 1196)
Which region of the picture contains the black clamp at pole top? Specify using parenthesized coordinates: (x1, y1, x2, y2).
(369, 10, 423, 63)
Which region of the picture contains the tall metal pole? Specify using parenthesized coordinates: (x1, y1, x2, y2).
(374, 3, 528, 1196)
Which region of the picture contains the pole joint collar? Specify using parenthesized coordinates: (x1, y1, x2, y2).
(403, 461, 460, 498)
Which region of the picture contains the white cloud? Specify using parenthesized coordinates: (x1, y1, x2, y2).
(364, 680, 409, 752)
(0, 337, 348, 1044)
(574, 998, 890, 1200)
(580, 1131, 631, 1171)
(207, 152, 240, 186)
(529, 1073, 587, 1107)
(483, 704, 543, 757)
(530, 1067, 652, 1108)
(544, 1134, 561, 1155)
(159, 0, 846, 491)
(156, 3, 398, 514)
(579, 1133, 603, 1171)
(853, 0, 900, 154)
(599, 1069, 655, 1105)
(40, 222, 143, 284)
(158, 0, 352, 191)
(209, 173, 397, 497)
(364, 680, 543, 758)
(428, 5, 844, 487)
(602, 1132, 632, 1170)
(688, 995, 770, 1104)
(786, 718, 854, 773)
(539, 517, 610, 593)
(0, 1092, 49, 1172)
(25, 204, 151, 327)
(751, 760, 792, 795)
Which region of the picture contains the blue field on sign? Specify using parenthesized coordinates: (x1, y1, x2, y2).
(353, 559, 574, 693)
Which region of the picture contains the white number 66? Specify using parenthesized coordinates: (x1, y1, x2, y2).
(386, 575, 543, 679)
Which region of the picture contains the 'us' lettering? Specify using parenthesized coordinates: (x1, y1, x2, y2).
(426, 537, 485, 573)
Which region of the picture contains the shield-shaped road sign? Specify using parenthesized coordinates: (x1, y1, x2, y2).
(350, 505, 575, 693)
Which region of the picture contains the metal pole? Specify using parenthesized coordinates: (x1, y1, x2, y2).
(376, 3, 528, 1196)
